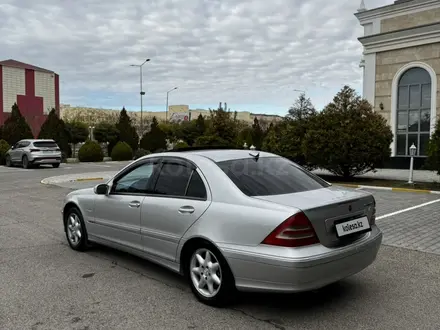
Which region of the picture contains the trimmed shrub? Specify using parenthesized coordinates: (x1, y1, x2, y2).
(0, 139, 10, 165)
(78, 140, 104, 162)
(111, 141, 133, 161)
(133, 148, 151, 160)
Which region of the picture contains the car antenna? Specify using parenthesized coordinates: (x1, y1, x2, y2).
(249, 151, 260, 161)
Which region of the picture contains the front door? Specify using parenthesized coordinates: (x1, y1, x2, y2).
(141, 157, 211, 261)
(10, 141, 26, 163)
(90, 159, 160, 251)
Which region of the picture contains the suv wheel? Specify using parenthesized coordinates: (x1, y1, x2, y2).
(5, 155, 12, 167)
(22, 155, 30, 169)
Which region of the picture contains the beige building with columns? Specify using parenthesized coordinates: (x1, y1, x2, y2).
(356, 0, 440, 166)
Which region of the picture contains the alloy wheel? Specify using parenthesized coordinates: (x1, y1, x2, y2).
(67, 213, 82, 246)
(190, 248, 222, 298)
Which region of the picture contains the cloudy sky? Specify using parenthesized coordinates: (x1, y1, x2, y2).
(0, 0, 393, 115)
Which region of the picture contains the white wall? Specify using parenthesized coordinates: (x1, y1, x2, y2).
(34, 71, 55, 114)
(363, 53, 376, 106)
(2, 66, 25, 113)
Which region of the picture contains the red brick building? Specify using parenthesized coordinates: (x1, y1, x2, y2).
(0, 59, 60, 137)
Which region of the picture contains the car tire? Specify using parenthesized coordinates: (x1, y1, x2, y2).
(64, 206, 89, 251)
(22, 155, 30, 169)
(5, 155, 12, 167)
(52, 163, 60, 168)
(186, 242, 237, 307)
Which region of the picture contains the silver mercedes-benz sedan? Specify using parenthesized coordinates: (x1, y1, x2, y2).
(62, 149, 382, 306)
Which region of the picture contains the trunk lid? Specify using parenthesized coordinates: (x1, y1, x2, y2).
(253, 186, 375, 248)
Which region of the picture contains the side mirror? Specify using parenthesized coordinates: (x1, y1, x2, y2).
(94, 183, 109, 195)
(10, 145, 15, 150)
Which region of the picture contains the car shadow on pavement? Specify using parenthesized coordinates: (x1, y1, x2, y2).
(235, 279, 358, 309)
(84, 243, 361, 312)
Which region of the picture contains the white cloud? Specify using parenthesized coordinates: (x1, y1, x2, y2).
(0, 0, 394, 113)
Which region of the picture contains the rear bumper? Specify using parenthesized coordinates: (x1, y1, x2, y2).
(221, 226, 382, 293)
(30, 156, 61, 164)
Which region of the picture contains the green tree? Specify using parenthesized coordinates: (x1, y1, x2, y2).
(94, 122, 120, 155)
(262, 120, 312, 168)
(195, 114, 206, 136)
(116, 107, 139, 151)
(426, 118, 440, 175)
(262, 94, 317, 168)
(38, 108, 71, 157)
(0, 139, 10, 165)
(287, 92, 317, 120)
(172, 114, 207, 146)
(196, 102, 238, 147)
(140, 117, 167, 152)
(251, 118, 264, 149)
(236, 126, 253, 148)
(302, 85, 393, 178)
(65, 121, 89, 144)
(1, 103, 33, 145)
(65, 121, 89, 157)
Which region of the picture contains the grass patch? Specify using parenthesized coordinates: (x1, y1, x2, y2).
(318, 174, 440, 192)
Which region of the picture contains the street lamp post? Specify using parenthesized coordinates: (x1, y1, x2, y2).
(166, 87, 178, 122)
(408, 143, 417, 184)
(130, 58, 150, 136)
(88, 126, 95, 141)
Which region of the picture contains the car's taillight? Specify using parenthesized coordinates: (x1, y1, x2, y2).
(261, 212, 319, 247)
(30, 149, 40, 152)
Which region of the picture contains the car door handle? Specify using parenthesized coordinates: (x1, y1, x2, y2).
(178, 206, 195, 214)
(128, 201, 141, 208)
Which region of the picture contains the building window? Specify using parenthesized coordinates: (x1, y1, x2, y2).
(396, 67, 431, 156)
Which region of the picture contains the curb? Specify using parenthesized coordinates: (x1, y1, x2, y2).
(40, 171, 116, 185)
(74, 177, 105, 182)
(335, 183, 440, 194)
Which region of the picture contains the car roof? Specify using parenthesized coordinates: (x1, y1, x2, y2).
(156, 149, 275, 163)
(20, 139, 55, 142)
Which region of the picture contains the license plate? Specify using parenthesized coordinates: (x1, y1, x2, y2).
(335, 217, 371, 237)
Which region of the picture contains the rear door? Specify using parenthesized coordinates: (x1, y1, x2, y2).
(140, 157, 211, 261)
(10, 141, 28, 162)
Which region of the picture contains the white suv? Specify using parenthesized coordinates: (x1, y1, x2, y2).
(5, 139, 62, 169)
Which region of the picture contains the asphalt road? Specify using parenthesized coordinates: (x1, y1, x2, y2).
(1, 163, 440, 329)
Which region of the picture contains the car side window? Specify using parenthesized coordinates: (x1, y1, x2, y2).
(186, 170, 207, 199)
(21, 141, 30, 147)
(154, 162, 193, 197)
(112, 162, 157, 194)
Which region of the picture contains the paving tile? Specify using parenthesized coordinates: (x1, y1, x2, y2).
(376, 201, 440, 255)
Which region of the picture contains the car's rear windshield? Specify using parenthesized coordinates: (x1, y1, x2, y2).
(33, 141, 58, 148)
(216, 156, 330, 196)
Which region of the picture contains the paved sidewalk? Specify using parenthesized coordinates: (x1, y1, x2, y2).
(313, 168, 440, 183)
